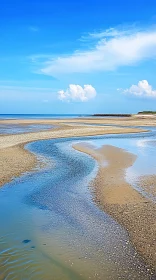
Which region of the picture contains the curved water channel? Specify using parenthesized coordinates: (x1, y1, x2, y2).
(0, 127, 156, 279)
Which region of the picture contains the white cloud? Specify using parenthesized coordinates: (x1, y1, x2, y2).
(37, 27, 156, 76)
(58, 84, 96, 102)
(123, 80, 156, 98)
(81, 27, 136, 40)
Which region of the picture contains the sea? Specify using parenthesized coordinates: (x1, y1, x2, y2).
(0, 114, 90, 120)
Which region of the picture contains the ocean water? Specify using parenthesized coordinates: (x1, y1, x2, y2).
(0, 129, 155, 279)
(0, 114, 90, 120)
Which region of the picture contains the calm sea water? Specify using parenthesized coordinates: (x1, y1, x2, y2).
(0, 114, 90, 120)
(0, 128, 155, 279)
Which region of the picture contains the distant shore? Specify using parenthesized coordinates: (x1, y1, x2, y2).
(93, 114, 132, 117)
(93, 111, 156, 117)
(1, 113, 155, 127)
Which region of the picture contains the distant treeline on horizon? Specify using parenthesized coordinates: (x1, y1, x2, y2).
(138, 111, 156, 114)
(93, 111, 156, 117)
(93, 114, 132, 117)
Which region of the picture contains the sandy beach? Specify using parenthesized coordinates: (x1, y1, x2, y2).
(0, 114, 156, 127)
(0, 121, 146, 186)
(73, 143, 156, 272)
(0, 117, 155, 276)
(0, 144, 38, 187)
(137, 175, 156, 198)
(2, 1, 156, 277)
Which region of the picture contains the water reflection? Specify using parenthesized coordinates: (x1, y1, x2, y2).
(0, 124, 56, 135)
(0, 129, 155, 279)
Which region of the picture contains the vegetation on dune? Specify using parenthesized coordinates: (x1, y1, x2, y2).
(138, 111, 156, 115)
(93, 114, 132, 117)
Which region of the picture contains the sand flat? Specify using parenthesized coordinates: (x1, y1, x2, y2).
(0, 124, 145, 149)
(137, 175, 156, 198)
(0, 145, 37, 187)
(0, 118, 155, 273)
(73, 143, 156, 271)
(0, 123, 146, 187)
(0, 114, 156, 127)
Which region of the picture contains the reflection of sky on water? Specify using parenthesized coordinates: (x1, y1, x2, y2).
(0, 127, 155, 278)
(72, 127, 156, 201)
(0, 124, 56, 134)
(0, 136, 153, 279)
(74, 131, 156, 179)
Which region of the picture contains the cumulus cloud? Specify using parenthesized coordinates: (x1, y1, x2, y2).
(37, 27, 156, 76)
(123, 80, 156, 98)
(58, 84, 96, 102)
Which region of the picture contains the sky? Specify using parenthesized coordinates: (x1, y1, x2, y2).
(0, 0, 156, 114)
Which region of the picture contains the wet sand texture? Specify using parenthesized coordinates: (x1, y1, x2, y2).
(0, 145, 37, 187)
(0, 123, 146, 186)
(137, 175, 156, 198)
(0, 114, 156, 127)
(73, 143, 156, 272)
(0, 124, 146, 149)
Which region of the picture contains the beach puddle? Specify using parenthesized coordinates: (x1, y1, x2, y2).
(0, 124, 56, 135)
(0, 132, 155, 279)
(80, 127, 156, 202)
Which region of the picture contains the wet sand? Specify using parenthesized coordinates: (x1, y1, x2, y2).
(62, 114, 156, 127)
(0, 123, 145, 186)
(0, 124, 145, 149)
(0, 118, 156, 278)
(0, 114, 156, 127)
(0, 145, 38, 187)
(73, 143, 156, 273)
(137, 175, 156, 198)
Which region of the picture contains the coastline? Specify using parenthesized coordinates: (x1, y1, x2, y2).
(0, 114, 156, 127)
(0, 122, 145, 186)
(0, 122, 146, 186)
(73, 143, 156, 272)
(0, 118, 155, 275)
(0, 124, 147, 149)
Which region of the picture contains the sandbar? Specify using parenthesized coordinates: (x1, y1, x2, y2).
(73, 143, 156, 272)
(0, 122, 147, 186)
(0, 118, 155, 274)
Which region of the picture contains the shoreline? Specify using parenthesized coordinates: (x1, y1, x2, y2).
(73, 143, 156, 273)
(0, 118, 155, 275)
(0, 123, 146, 187)
(0, 122, 147, 186)
(0, 114, 156, 127)
(0, 124, 147, 149)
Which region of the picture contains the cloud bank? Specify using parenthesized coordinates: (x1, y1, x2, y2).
(38, 27, 156, 76)
(123, 80, 156, 98)
(58, 84, 96, 102)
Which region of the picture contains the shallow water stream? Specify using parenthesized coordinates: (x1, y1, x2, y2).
(0, 128, 156, 279)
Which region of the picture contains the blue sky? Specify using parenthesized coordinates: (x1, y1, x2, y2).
(0, 0, 156, 114)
